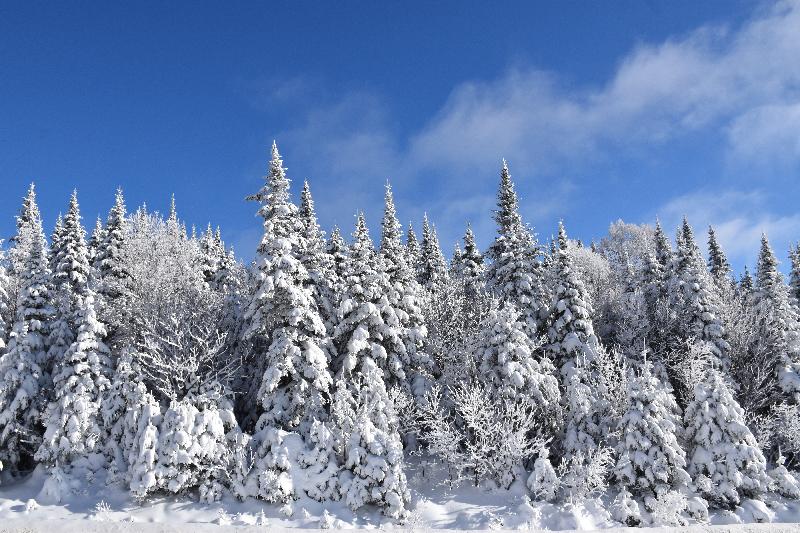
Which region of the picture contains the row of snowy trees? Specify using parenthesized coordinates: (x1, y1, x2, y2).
(2, 143, 800, 524)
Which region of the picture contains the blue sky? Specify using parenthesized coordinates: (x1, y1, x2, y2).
(2, 1, 800, 272)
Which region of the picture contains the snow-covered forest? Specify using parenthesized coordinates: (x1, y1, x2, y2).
(3, 142, 800, 529)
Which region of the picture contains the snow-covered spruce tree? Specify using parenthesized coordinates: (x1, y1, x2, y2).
(790, 243, 800, 310)
(486, 160, 545, 335)
(46, 192, 93, 384)
(459, 223, 485, 296)
(749, 234, 800, 402)
(0, 194, 53, 474)
(127, 391, 161, 499)
(405, 222, 422, 275)
(243, 142, 333, 437)
(668, 219, 730, 372)
(418, 214, 449, 291)
(88, 216, 105, 266)
(198, 223, 222, 288)
(707, 226, 732, 289)
(449, 242, 464, 278)
(474, 303, 560, 437)
(329, 214, 409, 516)
(614, 361, 690, 501)
(683, 369, 769, 508)
(332, 357, 409, 518)
(333, 213, 407, 389)
(380, 184, 432, 398)
(546, 221, 602, 374)
(36, 293, 111, 466)
(94, 188, 132, 356)
(299, 180, 339, 332)
(0, 243, 10, 351)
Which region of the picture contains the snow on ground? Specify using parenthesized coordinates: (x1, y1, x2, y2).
(2, 458, 800, 531)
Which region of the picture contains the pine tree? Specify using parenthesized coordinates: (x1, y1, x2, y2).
(36, 294, 111, 466)
(47, 191, 93, 377)
(750, 234, 800, 401)
(449, 242, 464, 277)
(244, 142, 333, 436)
(94, 188, 132, 355)
(739, 266, 754, 297)
(0, 244, 9, 351)
(380, 184, 432, 397)
(333, 213, 407, 387)
(669, 219, 730, 370)
(88, 216, 106, 266)
(789, 243, 800, 310)
(460, 223, 485, 296)
(473, 304, 560, 433)
(405, 222, 421, 277)
(683, 369, 769, 508)
(707, 226, 731, 287)
(486, 160, 545, 333)
(546, 221, 602, 374)
(419, 214, 448, 290)
(0, 192, 53, 473)
(614, 361, 690, 499)
(299, 180, 337, 329)
(333, 358, 409, 518)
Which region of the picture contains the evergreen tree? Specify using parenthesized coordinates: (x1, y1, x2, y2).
(36, 294, 111, 466)
(419, 214, 448, 290)
(750, 234, 800, 400)
(486, 160, 545, 333)
(669, 219, 730, 370)
(449, 242, 464, 278)
(332, 359, 409, 518)
(707, 226, 731, 286)
(739, 266, 754, 297)
(380, 184, 432, 397)
(0, 244, 9, 351)
(333, 213, 406, 386)
(94, 188, 132, 355)
(299, 180, 337, 329)
(47, 192, 92, 372)
(683, 370, 769, 508)
(546, 221, 602, 374)
(789, 243, 800, 309)
(473, 304, 560, 433)
(459, 223, 485, 296)
(0, 192, 53, 473)
(614, 361, 690, 499)
(405, 222, 421, 277)
(243, 142, 333, 436)
(88, 216, 106, 266)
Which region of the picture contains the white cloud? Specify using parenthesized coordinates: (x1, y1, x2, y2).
(655, 189, 800, 268)
(247, 1, 800, 253)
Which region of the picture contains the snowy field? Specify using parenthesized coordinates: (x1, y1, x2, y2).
(3, 458, 800, 532)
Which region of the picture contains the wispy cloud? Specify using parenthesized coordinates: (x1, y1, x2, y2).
(242, 1, 800, 256)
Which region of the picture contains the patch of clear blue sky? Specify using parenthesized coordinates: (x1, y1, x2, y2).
(0, 0, 766, 266)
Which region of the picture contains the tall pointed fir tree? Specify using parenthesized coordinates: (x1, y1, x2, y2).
(683, 369, 769, 508)
(299, 180, 338, 330)
(405, 222, 422, 275)
(47, 192, 93, 377)
(789, 243, 800, 310)
(669, 219, 730, 371)
(418, 214, 448, 291)
(750, 234, 800, 401)
(485, 160, 545, 334)
(0, 190, 53, 473)
(459, 223, 485, 296)
(0, 245, 9, 351)
(380, 184, 432, 398)
(546, 221, 601, 374)
(243, 142, 333, 437)
(36, 293, 111, 466)
(331, 212, 409, 517)
(88, 217, 105, 266)
(449, 243, 464, 278)
(94, 188, 132, 356)
(707, 226, 732, 288)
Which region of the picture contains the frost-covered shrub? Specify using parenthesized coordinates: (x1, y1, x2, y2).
(527, 447, 559, 502)
(645, 490, 687, 526)
(558, 446, 614, 504)
(421, 381, 545, 489)
(610, 488, 641, 526)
